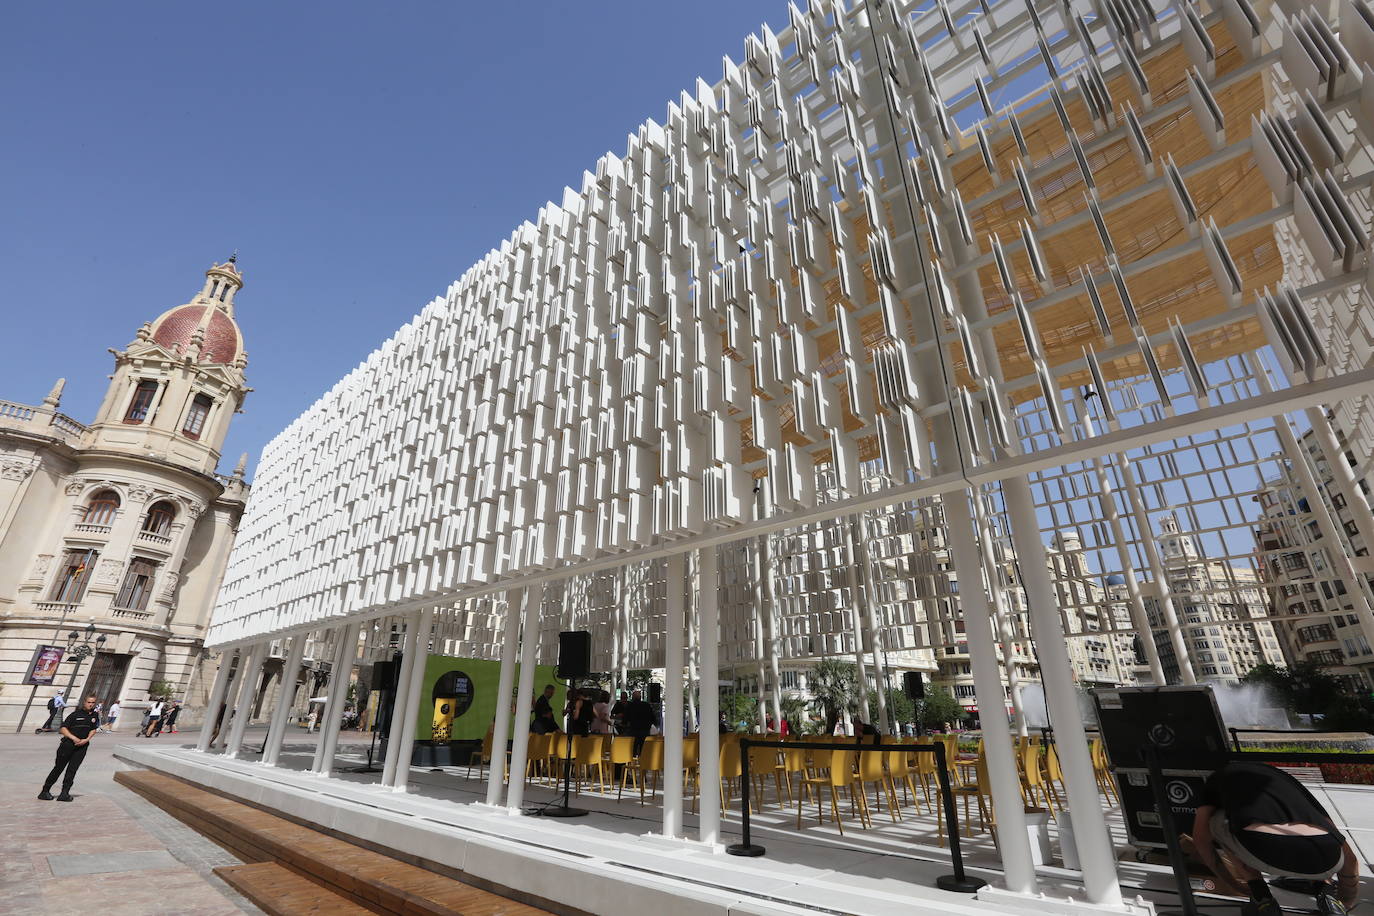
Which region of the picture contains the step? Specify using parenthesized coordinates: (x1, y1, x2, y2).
(115, 769, 550, 916)
(215, 862, 374, 916)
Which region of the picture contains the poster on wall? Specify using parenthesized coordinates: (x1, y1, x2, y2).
(23, 645, 66, 686)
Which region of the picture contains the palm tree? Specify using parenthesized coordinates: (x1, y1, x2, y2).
(809, 659, 857, 734)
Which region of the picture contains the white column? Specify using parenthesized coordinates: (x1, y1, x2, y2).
(195, 649, 236, 752)
(392, 608, 434, 793)
(849, 516, 892, 732)
(1071, 393, 1168, 686)
(264, 635, 307, 766)
(314, 622, 360, 776)
(697, 547, 722, 846)
(381, 613, 420, 786)
(662, 551, 686, 838)
(311, 627, 349, 772)
(842, 538, 873, 729)
(944, 500, 1038, 895)
(1003, 478, 1123, 907)
(1117, 454, 1196, 684)
(686, 590, 699, 731)
(973, 494, 1028, 734)
(506, 583, 544, 812)
(224, 645, 264, 758)
(485, 588, 524, 806)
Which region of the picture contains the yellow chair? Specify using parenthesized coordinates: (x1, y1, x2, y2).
(912, 743, 947, 846)
(573, 735, 606, 794)
(469, 727, 495, 779)
(956, 752, 999, 847)
(719, 737, 743, 812)
(608, 735, 638, 799)
(1042, 742, 1067, 809)
(748, 743, 788, 811)
(635, 737, 665, 804)
(683, 734, 700, 812)
(797, 748, 863, 834)
(1019, 743, 1057, 817)
(886, 744, 921, 813)
(524, 733, 550, 782)
(856, 747, 901, 825)
(1090, 738, 1118, 804)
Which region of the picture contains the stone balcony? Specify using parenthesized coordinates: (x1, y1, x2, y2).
(0, 397, 87, 445)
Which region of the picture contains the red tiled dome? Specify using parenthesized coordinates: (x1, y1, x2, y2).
(151, 305, 242, 364)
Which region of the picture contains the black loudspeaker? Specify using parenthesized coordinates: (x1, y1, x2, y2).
(371, 658, 401, 691)
(903, 671, 925, 700)
(556, 631, 592, 679)
(648, 683, 662, 704)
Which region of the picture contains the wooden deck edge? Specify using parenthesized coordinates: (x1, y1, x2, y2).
(116, 763, 578, 916)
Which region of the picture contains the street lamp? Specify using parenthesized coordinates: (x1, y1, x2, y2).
(58, 623, 106, 721)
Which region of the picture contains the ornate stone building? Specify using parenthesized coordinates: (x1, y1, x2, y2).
(0, 258, 250, 729)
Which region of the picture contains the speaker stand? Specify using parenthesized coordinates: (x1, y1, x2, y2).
(533, 680, 586, 818)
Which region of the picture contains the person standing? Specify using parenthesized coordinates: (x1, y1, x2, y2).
(40, 692, 65, 733)
(142, 697, 164, 737)
(160, 700, 181, 735)
(623, 689, 654, 755)
(106, 700, 120, 732)
(38, 693, 100, 802)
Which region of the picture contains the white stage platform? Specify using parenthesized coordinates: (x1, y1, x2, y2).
(113, 737, 1374, 916)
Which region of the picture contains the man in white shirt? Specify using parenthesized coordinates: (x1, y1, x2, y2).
(106, 701, 121, 732)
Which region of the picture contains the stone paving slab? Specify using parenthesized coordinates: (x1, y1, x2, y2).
(0, 730, 263, 915)
(47, 848, 180, 876)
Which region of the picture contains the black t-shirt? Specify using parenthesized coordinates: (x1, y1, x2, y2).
(533, 694, 556, 725)
(61, 708, 100, 742)
(1201, 761, 1333, 831)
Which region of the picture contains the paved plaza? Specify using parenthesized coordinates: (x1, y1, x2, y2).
(0, 725, 358, 915)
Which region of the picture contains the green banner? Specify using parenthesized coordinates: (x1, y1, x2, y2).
(416, 654, 564, 742)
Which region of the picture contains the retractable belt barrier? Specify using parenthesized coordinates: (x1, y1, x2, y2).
(726, 737, 985, 894)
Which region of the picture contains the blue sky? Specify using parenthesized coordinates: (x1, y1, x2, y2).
(1, 2, 794, 478)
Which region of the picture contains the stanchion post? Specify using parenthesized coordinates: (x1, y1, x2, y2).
(1143, 744, 1200, 916)
(726, 738, 765, 856)
(934, 741, 986, 893)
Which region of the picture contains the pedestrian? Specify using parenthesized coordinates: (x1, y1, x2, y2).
(94, 702, 105, 733)
(161, 700, 181, 734)
(106, 700, 120, 732)
(40, 691, 65, 733)
(142, 696, 164, 737)
(1191, 760, 1360, 914)
(38, 693, 100, 802)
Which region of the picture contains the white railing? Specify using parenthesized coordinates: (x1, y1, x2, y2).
(137, 530, 172, 548)
(0, 400, 36, 422)
(72, 523, 111, 537)
(34, 600, 80, 614)
(111, 607, 153, 620)
(51, 413, 87, 436)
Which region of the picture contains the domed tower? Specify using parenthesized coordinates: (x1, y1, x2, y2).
(88, 257, 250, 475)
(0, 258, 252, 732)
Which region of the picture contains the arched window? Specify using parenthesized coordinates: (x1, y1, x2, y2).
(82, 490, 121, 526)
(142, 501, 176, 536)
(124, 380, 159, 423)
(181, 393, 213, 439)
(115, 558, 159, 611)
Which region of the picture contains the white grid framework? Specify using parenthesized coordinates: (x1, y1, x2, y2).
(212, 0, 1374, 695)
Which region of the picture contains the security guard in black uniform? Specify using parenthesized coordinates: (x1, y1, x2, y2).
(38, 693, 100, 801)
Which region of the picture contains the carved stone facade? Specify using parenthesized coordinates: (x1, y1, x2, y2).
(0, 260, 251, 730)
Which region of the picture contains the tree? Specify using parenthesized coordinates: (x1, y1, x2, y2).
(780, 693, 810, 733)
(916, 687, 964, 730)
(869, 687, 915, 732)
(809, 659, 857, 733)
(148, 678, 176, 700)
(720, 692, 759, 731)
(1243, 661, 1346, 716)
